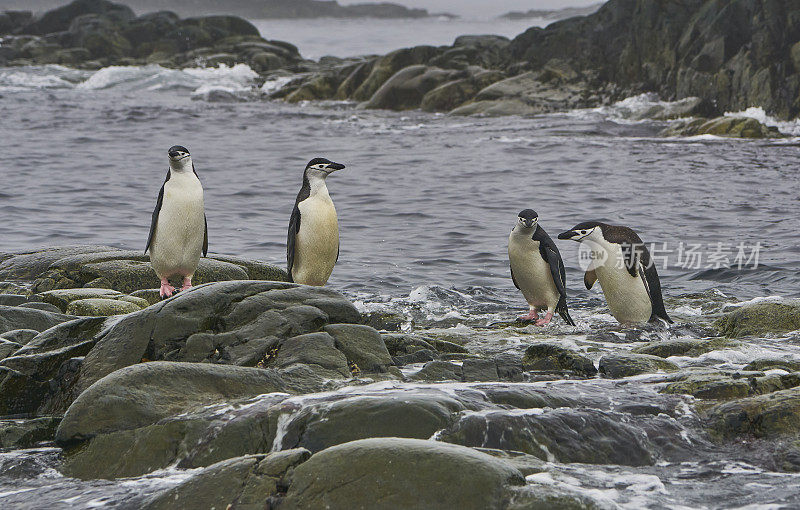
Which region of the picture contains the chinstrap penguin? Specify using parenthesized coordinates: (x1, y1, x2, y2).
(145, 145, 208, 298)
(508, 209, 575, 326)
(287, 158, 345, 286)
(557, 221, 672, 325)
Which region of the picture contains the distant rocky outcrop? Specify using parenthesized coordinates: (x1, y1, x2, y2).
(0, 0, 305, 70)
(498, 3, 604, 21)
(259, 0, 800, 129)
(3, 0, 799, 131)
(0, 0, 452, 19)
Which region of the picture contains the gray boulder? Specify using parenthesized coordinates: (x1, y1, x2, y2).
(598, 352, 679, 379)
(715, 300, 800, 337)
(0, 305, 76, 334)
(281, 438, 525, 509)
(143, 450, 311, 510)
(324, 324, 394, 373)
(56, 361, 287, 444)
(361, 65, 461, 110)
(523, 343, 597, 377)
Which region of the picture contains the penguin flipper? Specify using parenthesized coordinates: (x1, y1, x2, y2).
(202, 214, 208, 257)
(510, 266, 520, 290)
(145, 170, 170, 254)
(584, 269, 597, 289)
(544, 247, 575, 326)
(287, 206, 300, 282)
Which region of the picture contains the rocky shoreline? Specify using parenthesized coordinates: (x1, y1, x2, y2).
(2, 0, 799, 138)
(1, 245, 800, 507)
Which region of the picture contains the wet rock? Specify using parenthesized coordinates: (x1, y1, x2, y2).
(70, 281, 360, 400)
(745, 359, 800, 372)
(523, 343, 597, 377)
(707, 387, 800, 439)
(598, 352, 679, 379)
(440, 408, 655, 466)
(361, 64, 462, 110)
(274, 332, 350, 379)
(0, 305, 76, 334)
(17, 302, 62, 313)
(24, 0, 135, 35)
(0, 417, 61, 448)
(632, 338, 738, 357)
(56, 361, 287, 444)
(0, 294, 27, 306)
(450, 66, 604, 116)
(281, 438, 525, 509)
(662, 370, 800, 400)
(410, 360, 463, 381)
(351, 45, 441, 101)
(0, 245, 114, 281)
(38, 288, 123, 311)
(362, 310, 408, 331)
(0, 329, 39, 345)
(323, 324, 394, 373)
(143, 450, 311, 510)
(65, 298, 143, 316)
(270, 390, 468, 453)
(715, 300, 800, 337)
(462, 358, 500, 381)
(381, 333, 436, 356)
(416, 67, 506, 113)
(662, 116, 784, 138)
(0, 339, 22, 359)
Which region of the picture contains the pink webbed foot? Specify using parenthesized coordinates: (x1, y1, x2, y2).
(179, 276, 193, 293)
(518, 308, 539, 322)
(159, 278, 175, 299)
(535, 312, 554, 327)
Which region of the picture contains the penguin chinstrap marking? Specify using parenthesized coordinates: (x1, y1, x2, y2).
(287, 158, 345, 286)
(508, 209, 575, 326)
(145, 145, 208, 298)
(558, 221, 672, 325)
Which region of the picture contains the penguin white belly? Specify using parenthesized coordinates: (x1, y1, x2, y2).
(150, 175, 205, 279)
(293, 194, 339, 286)
(508, 234, 560, 310)
(594, 244, 651, 324)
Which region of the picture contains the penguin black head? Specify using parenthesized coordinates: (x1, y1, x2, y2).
(558, 221, 604, 242)
(517, 209, 538, 229)
(168, 145, 190, 162)
(305, 158, 346, 178)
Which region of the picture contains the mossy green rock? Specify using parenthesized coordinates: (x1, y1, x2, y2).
(745, 359, 800, 372)
(143, 450, 311, 510)
(281, 438, 525, 509)
(40, 288, 123, 311)
(56, 361, 288, 443)
(706, 387, 800, 439)
(662, 116, 784, 138)
(0, 417, 61, 448)
(662, 371, 800, 400)
(523, 343, 597, 377)
(66, 298, 142, 316)
(632, 338, 738, 358)
(715, 301, 800, 337)
(598, 352, 679, 379)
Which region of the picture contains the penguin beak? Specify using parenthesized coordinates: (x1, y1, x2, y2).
(325, 162, 345, 172)
(524, 220, 535, 228)
(558, 230, 579, 241)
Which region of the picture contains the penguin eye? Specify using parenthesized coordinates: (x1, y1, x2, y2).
(581, 230, 587, 235)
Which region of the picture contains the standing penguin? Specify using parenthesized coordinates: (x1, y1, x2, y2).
(287, 158, 345, 286)
(558, 221, 672, 325)
(145, 145, 208, 298)
(508, 209, 575, 326)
